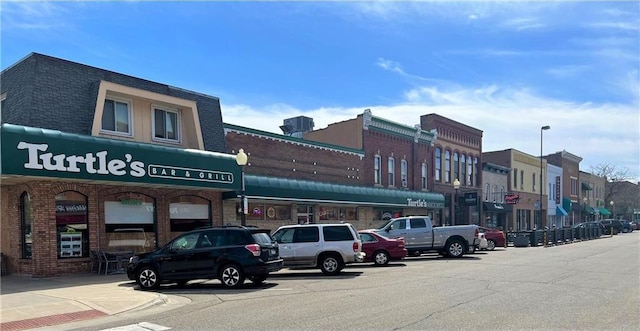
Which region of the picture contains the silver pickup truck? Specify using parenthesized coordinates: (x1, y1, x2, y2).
(374, 216, 479, 258)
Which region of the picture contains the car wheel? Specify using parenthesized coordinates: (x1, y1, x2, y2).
(622, 228, 629, 233)
(136, 266, 160, 290)
(220, 264, 245, 288)
(373, 250, 390, 266)
(319, 254, 343, 275)
(445, 239, 465, 258)
(249, 275, 267, 285)
(487, 239, 496, 251)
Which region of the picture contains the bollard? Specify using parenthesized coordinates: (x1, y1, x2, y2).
(543, 231, 547, 247)
(610, 227, 614, 237)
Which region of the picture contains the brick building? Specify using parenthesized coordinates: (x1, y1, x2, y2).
(225, 117, 445, 230)
(0, 53, 244, 276)
(302, 109, 445, 223)
(420, 114, 483, 226)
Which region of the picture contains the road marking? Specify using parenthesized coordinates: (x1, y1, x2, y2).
(100, 322, 171, 331)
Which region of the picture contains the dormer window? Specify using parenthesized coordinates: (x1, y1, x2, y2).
(101, 98, 132, 135)
(153, 106, 180, 142)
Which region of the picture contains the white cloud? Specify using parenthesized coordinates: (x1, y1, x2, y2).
(222, 84, 640, 181)
(0, 1, 69, 31)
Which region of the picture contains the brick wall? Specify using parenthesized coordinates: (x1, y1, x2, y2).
(1, 180, 223, 277)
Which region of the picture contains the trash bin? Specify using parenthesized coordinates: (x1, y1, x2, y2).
(513, 232, 530, 247)
(1, 253, 7, 276)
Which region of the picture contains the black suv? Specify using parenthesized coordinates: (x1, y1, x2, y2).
(600, 219, 623, 235)
(127, 226, 283, 289)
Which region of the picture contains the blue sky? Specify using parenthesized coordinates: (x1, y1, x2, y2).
(2, 1, 639, 180)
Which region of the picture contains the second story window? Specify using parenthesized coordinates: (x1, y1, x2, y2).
(153, 107, 180, 142)
(445, 150, 451, 183)
(513, 168, 518, 190)
(532, 173, 536, 192)
(102, 98, 131, 135)
(467, 155, 473, 186)
(435, 148, 441, 182)
(374, 155, 381, 185)
(453, 152, 460, 184)
(520, 170, 524, 189)
(421, 162, 427, 190)
(388, 157, 395, 187)
(461, 154, 467, 186)
(401, 159, 408, 188)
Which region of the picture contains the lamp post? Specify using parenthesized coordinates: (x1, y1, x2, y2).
(453, 179, 461, 225)
(610, 201, 614, 219)
(235, 148, 248, 226)
(539, 125, 550, 229)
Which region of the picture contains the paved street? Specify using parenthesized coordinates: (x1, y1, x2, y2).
(58, 232, 640, 331)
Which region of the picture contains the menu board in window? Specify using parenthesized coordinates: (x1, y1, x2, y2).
(60, 232, 82, 258)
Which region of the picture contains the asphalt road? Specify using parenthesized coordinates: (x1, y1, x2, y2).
(74, 232, 639, 331)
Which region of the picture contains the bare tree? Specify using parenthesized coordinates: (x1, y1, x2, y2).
(590, 163, 637, 219)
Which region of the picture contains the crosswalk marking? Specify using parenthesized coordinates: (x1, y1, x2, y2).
(100, 322, 171, 331)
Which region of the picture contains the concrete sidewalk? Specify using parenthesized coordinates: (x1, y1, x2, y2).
(0, 273, 188, 331)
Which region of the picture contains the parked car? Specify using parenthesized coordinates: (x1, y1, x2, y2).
(271, 223, 364, 275)
(127, 226, 283, 290)
(358, 230, 407, 265)
(478, 226, 506, 251)
(620, 220, 634, 233)
(474, 232, 488, 252)
(630, 220, 640, 231)
(600, 219, 623, 235)
(374, 216, 479, 258)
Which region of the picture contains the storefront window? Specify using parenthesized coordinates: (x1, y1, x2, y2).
(55, 191, 89, 258)
(318, 206, 358, 221)
(104, 193, 156, 254)
(20, 192, 32, 259)
(248, 203, 291, 221)
(375, 209, 402, 221)
(169, 195, 210, 232)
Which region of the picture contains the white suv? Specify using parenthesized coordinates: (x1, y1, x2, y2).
(271, 223, 365, 275)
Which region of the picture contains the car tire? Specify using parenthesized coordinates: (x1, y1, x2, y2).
(444, 239, 466, 258)
(373, 250, 390, 266)
(220, 264, 245, 288)
(136, 266, 160, 290)
(622, 228, 629, 233)
(319, 254, 343, 275)
(487, 239, 496, 251)
(249, 275, 267, 285)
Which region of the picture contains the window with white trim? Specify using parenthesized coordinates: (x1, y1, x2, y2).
(435, 148, 441, 182)
(374, 155, 381, 185)
(453, 152, 459, 183)
(153, 106, 180, 142)
(102, 98, 132, 135)
(401, 159, 408, 188)
(388, 157, 395, 187)
(421, 162, 427, 190)
(445, 150, 451, 183)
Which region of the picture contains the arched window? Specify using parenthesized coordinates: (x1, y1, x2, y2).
(453, 152, 459, 183)
(374, 155, 381, 185)
(467, 155, 473, 186)
(104, 193, 156, 254)
(421, 162, 428, 190)
(20, 192, 32, 259)
(493, 185, 499, 202)
(445, 150, 451, 183)
(485, 183, 490, 201)
(400, 159, 408, 188)
(435, 148, 442, 182)
(55, 191, 89, 258)
(388, 157, 395, 187)
(461, 154, 467, 186)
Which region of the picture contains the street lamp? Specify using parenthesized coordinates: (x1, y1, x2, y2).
(453, 178, 461, 225)
(539, 125, 550, 229)
(235, 148, 248, 226)
(610, 201, 614, 219)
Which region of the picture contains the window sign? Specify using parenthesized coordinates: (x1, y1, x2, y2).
(105, 201, 154, 224)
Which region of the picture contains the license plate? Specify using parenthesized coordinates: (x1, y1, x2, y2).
(270, 249, 277, 255)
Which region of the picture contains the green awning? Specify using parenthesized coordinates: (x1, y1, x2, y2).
(584, 206, 596, 214)
(1, 123, 240, 190)
(598, 208, 611, 216)
(223, 174, 445, 208)
(581, 182, 593, 190)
